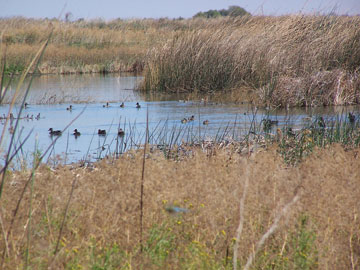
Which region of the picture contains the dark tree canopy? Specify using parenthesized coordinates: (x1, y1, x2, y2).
(193, 6, 250, 18)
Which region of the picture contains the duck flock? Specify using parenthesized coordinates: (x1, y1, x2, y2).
(47, 102, 143, 138)
(48, 102, 210, 138)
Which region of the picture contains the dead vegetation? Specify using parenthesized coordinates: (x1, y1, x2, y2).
(0, 144, 359, 269)
(1, 17, 194, 74)
(142, 15, 360, 107)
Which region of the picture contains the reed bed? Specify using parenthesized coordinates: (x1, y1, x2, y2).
(141, 15, 360, 107)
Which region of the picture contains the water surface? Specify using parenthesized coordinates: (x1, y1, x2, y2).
(1, 74, 359, 167)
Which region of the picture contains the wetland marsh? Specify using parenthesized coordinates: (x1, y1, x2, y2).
(1, 14, 360, 270)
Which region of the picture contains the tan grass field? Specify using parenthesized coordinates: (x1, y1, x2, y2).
(1, 17, 193, 74)
(1, 144, 359, 269)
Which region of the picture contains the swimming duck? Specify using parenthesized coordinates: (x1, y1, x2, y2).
(73, 129, 81, 137)
(103, 102, 110, 108)
(136, 102, 141, 109)
(286, 127, 296, 137)
(348, 112, 356, 123)
(181, 118, 187, 124)
(35, 113, 40, 120)
(120, 102, 125, 108)
(262, 119, 278, 131)
(66, 105, 73, 111)
(24, 102, 29, 109)
(118, 128, 125, 136)
(317, 117, 326, 129)
(48, 128, 62, 136)
(188, 115, 194, 121)
(203, 120, 209, 125)
(98, 129, 106, 135)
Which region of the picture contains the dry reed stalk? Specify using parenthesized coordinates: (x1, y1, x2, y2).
(243, 190, 301, 270)
(0, 106, 85, 267)
(0, 30, 52, 199)
(0, 208, 9, 258)
(24, 139, 38, 270)
(139, 109, 149, 252)
(51, 174, 78, 264)
(233, 164, 249, 270)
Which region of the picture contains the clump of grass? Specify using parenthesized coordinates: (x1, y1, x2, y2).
(141, 15, 360, 107)
(275, 116, 360, 165)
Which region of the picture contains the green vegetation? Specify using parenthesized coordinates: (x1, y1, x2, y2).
(274, 115, 360, 165)
(193, 6, 250, 18)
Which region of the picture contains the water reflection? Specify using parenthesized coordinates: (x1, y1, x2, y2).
(0, 74, 359, 167)
(3, 73, 143, 104)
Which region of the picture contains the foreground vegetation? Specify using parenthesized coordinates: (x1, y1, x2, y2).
(1, 141, 359, 269)
(142, 15, 360, 107)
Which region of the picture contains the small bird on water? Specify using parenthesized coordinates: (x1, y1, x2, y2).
(48, 128, 62, 136)
(118, 128, 125, 137)
(98, 129, 106, 135)
(348, 112, 356, 124)
(120, 102, 125, 108)
(136, 102, 141, 109)
(73, 129, 81, 137)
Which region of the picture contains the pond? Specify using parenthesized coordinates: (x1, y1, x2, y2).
(0, 73, 359, 167)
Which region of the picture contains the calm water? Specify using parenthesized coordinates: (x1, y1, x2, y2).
(0, 74, 359, 167)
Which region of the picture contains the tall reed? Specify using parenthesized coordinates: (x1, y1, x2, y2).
(141, 15, 360, 107)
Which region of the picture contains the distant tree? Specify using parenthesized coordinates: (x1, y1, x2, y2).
(193, 5, 250, 19)
(205, 10, 221, 18)
(228, 6, 250, 17)
(219, 9, 229, 16)
(194, 12, 206, 18)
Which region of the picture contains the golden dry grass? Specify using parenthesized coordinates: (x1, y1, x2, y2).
(0, 144, 359, 269)
(1, 17, 197, 74)
(142, 15, 360, 107)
